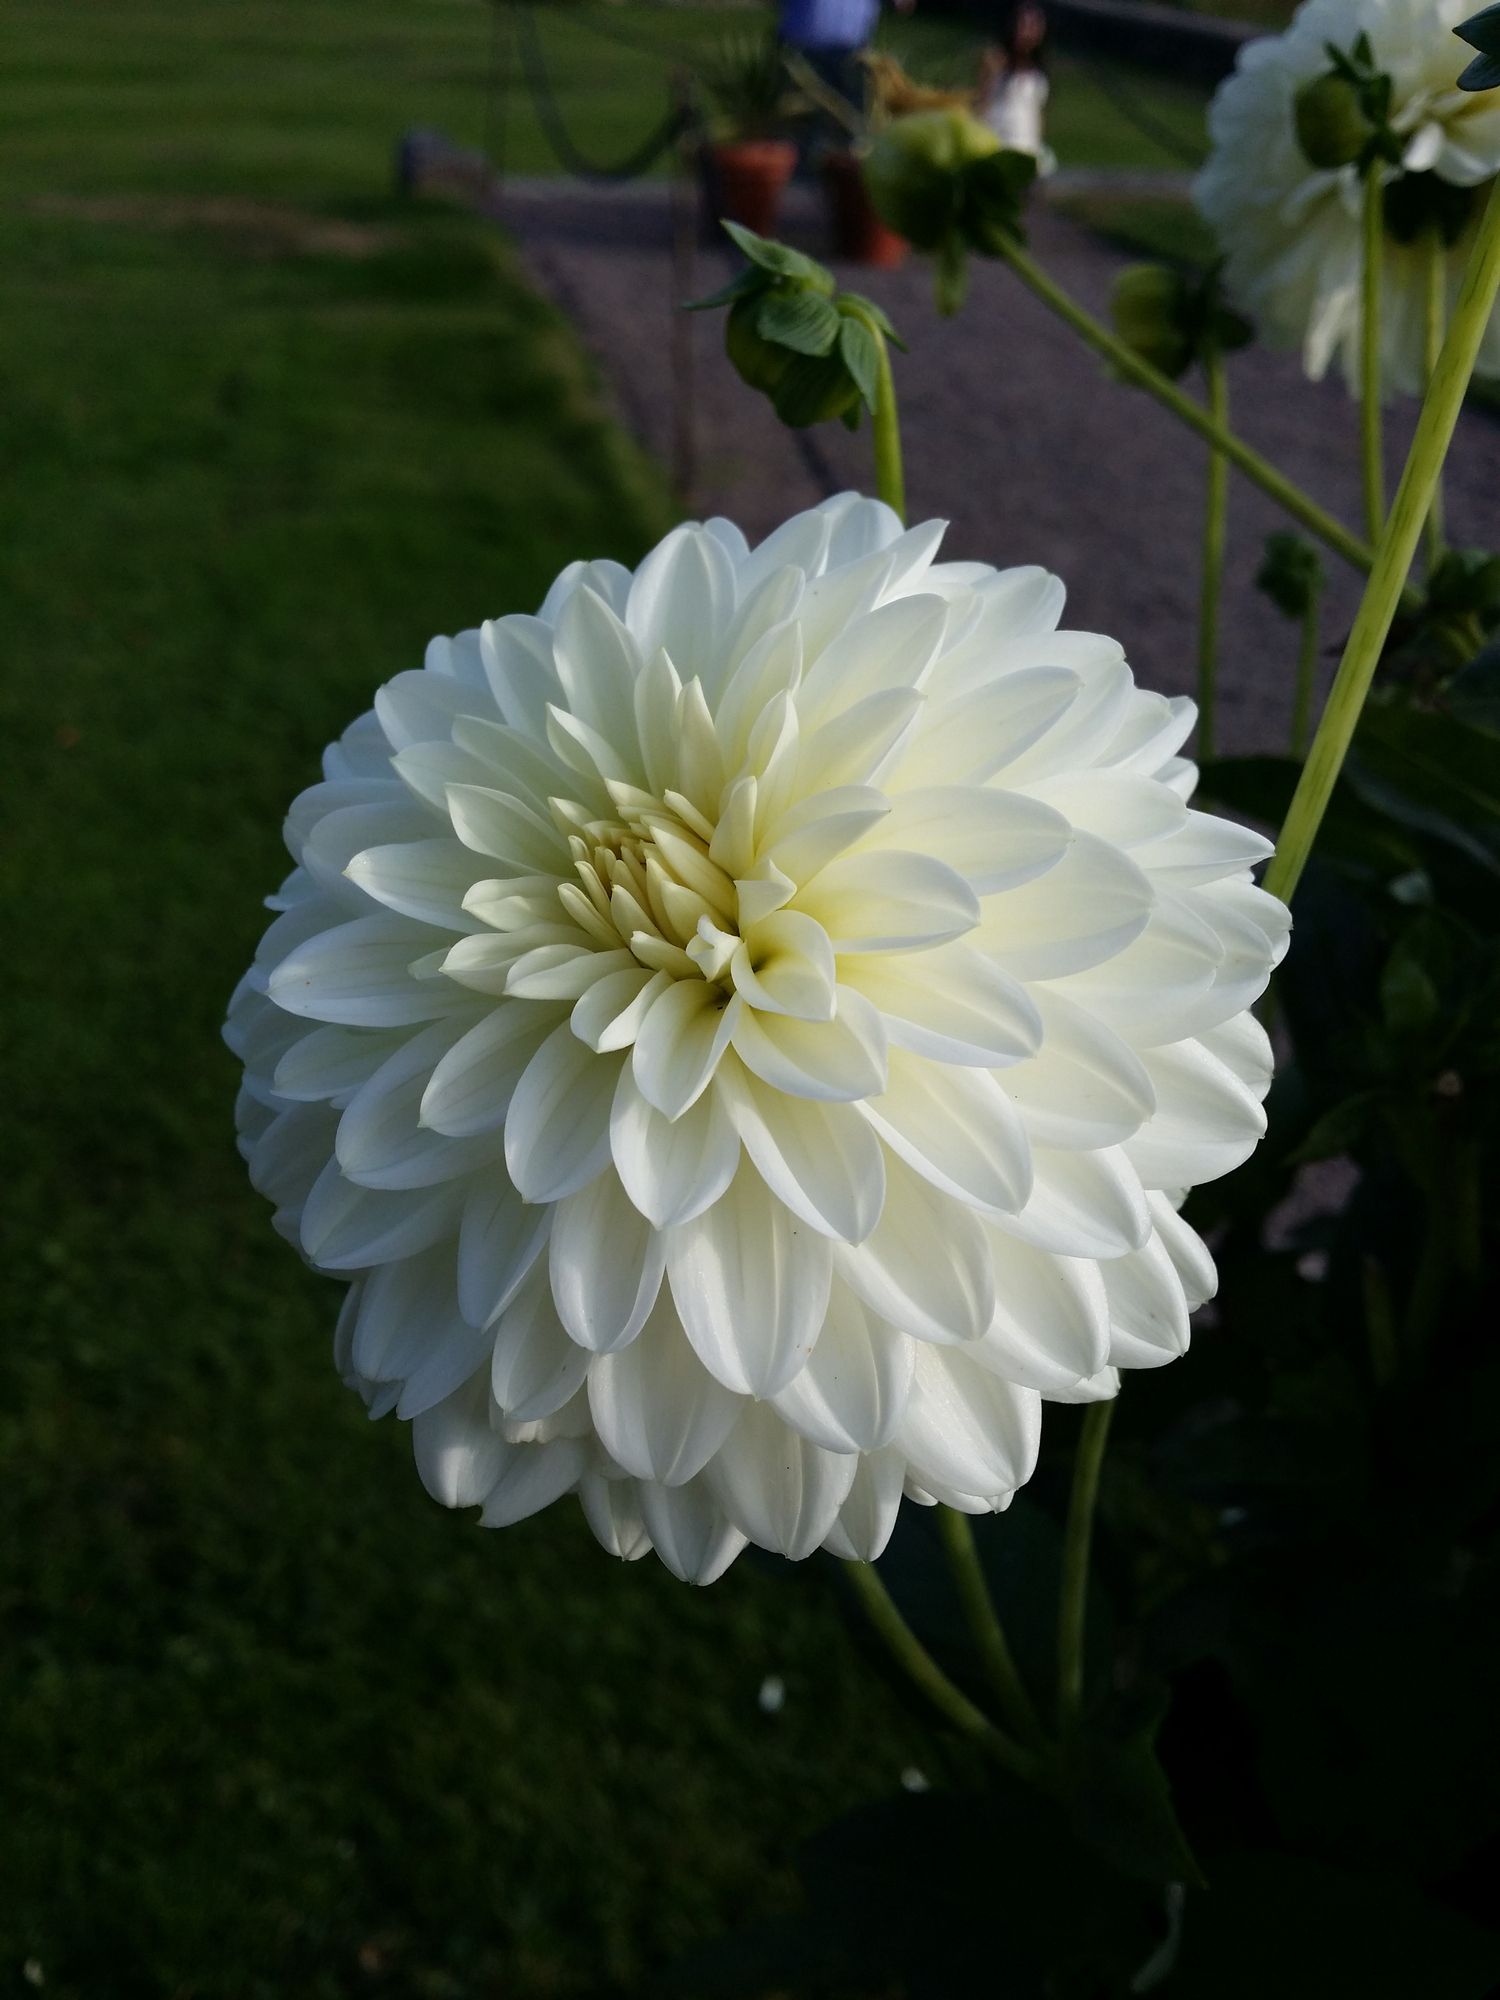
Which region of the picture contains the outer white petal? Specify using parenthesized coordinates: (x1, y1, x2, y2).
(1102, 1231, 1192, 1370)
(578, 1474, 653, 1561)
(587, 1295, 741, 1484)
(610, 1068, 741, 1228)
(707, 1401, 858, 1560)
(505, 1027, 625, 1202)
(412, 1368, 507, 1508)
(489, 1260, 594, 1419)
(479, 1438, 589, 1526)
(898, 1346, 1042, 1499)
(548, 1170, 666, 1353)
(835, 1151, 995, 1344)
(793, 849, 980, 954)
(843, 944, 1041, 1067)
(636, 1477, 747, 1583)
(771, 1286, 913, 1451)
(666, 1165, 833, 1396)
(820, 1447, 907, 1561)
(718, 1060, 886, 1243)
(859, 1051, 1032, 1215)
(973, 1230, 1112, 1394)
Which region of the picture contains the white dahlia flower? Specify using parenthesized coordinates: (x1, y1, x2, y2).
(1194, 0, 1500, 396)
(226, 496, 1287, 1582)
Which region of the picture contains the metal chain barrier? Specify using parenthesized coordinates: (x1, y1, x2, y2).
(508, 1, 692, 183)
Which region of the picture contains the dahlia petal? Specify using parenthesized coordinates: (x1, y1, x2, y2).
(273, 1024, 410, 1104)
(505, 1027, 625, 1203)
(771, 1287, 912, 1451)
(506, 943, 635, 1002)
(479, 1438, 589, 1526)
(571, 966, 669, 1053)
(478, 613, 562, 737)
(762, 787, 890, 884)
(796, 685, 922, 797)
(1102, 1232, 1191, 1370)
(794, 592, 948, 724)
(450, 715, 576, 816)
(578, 1474, 653, 1561)
(667, 1167, 833, 1396)
(909, 666, 1081, 785)
(446, 783, 568, 873)
(375, 668, 484, 752)
(1000, 988, 1157, 1151)
(718, 1060, 886, 1243)
(997, 1143, 1151, 1258)
(609, 1069, 741, 1229)
(636, 1477, 747, 1584)
(457, 1176, 551, 1327)
(390, 740, 494, 814)
(860, 1052, 1032, 1214)
(302, 801, 438, 902)
(412, 1369, 507, 1508)
(730, 909, 837, 1021)
(552, 584, 643, 763)
(973, 1230, 1112, 1393)
(713, 618, 804, 769)
(247, 1100, 335, 1210)
(396, 1310, 497, 1420)
(1022, 769, 1188, 850)
(899, 1346, 1041, 1499)
(1045, 1365, 1121, 1404)
(1146, 1192, 1217, 1310)
(489, 1261, 594, 1418)
(1126, 1037, 1268, 1187)
(338, 1020, 511, 1188)
(1049, 899, 1224, 1047)
(632, 980, 742, 1119)
(625, 523, 736, 685)
(843, 944, 1041, 1066)
(300, 1160, 460, 1272)
(548, 1171, 666, 1353)
(869, 785, 1070, 894)
(420, 1005, 562, 1139)
(587, 1296, 741, 1483)
(794, 850, 980, 954)
(820, 1447, 907, 1561)
(836, 1152, 995, 1344)
(344, 838, 484, 931)
(731, 987, 888, 1100)
(981, 833, 1153, 979)
(269, 914, 465, 1027)
(707, 1401, 857, 1561)
(349, 1247, 456, 1388)
(1133, 809, 1275, 883)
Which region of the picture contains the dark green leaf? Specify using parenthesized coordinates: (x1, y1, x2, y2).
(1255, 531, 1324, 619)
(1446, 640, 1500, 731)
(838, 289, 905, 347)
(1346, 702, 1500, 879)
(1171, 1851, 1500, 1998)
(1285, 1090, 1379, 1164)
(1070, 1692, 1206, 1888)
(752, 287, 840, 357)
(1456, 2, 1500, 60)
(719, 221, 831, 288)
(681, 266, 764, 312)
(1380, 941, 1441, 1036)
(837, 314, 880, 408)
(1458, 49, 1500, 88)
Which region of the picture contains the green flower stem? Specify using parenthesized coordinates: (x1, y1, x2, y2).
(1265, 175, 1500, 906)
(1291, 586, 1321, 758)
(846, 1560, 1042, 1784)
(1424, 229, 1447, 569)
(871, 327, 906, 523)
(1196, 347, 1229, 762)
(937, 1508, 1047, 1749)
(996, 236, 1387, 589)
(1360, 167, 1386, 545)
(1057, 1399, 1114, 1749)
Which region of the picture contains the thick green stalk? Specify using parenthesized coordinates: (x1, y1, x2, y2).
(937, 1508, 1046, 1749)
(996, 236, 1383, 586)
(1291, 588, 1320, 758)
(1424, 229, 1447, 569)
(1196, 348, 1229, 761)
(1056, 1399, 1115, 1748)
(1265, 176, 1500, 906)
(871, 329, 906, 523)
(1360, 168, 1386, 544)
(845, 1560, 1041, 1783)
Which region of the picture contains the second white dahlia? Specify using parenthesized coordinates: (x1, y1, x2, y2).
(226, 496, 1287, 1582)
(1195, 0, 1500, 397)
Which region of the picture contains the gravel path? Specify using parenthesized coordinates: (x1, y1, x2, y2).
(495, 174, 1500, 756)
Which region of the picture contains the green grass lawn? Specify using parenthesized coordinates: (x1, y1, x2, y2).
(0, 5, 956, 1995)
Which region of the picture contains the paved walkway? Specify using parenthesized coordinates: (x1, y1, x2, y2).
(494, 174, 1500, 756)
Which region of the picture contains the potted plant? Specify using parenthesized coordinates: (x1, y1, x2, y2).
(698, 36, 799, 239)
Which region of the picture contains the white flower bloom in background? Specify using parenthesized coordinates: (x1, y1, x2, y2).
(225, 496, 1287, 1583)
(1194, 0, 1500, 397)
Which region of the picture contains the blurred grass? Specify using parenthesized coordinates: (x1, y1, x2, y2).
(0, 4, 952, 1995)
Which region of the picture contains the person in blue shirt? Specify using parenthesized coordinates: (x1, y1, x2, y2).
(777, 0, 884, 115)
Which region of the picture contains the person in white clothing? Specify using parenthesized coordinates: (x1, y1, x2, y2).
(978, 2, 1055, 175)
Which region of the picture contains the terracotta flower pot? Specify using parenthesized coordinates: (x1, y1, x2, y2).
(823, 149, 908, 268)
(709, 139, 796, 238)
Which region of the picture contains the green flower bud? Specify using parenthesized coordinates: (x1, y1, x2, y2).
(767, 352, 862, 429)
(724, 297, 793, 395)
(1256, 532, 1324, 620)
(864, 109, 1000, 251)
(1111, 265, 1195, 380)
(1293, 72, 1373, 169)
